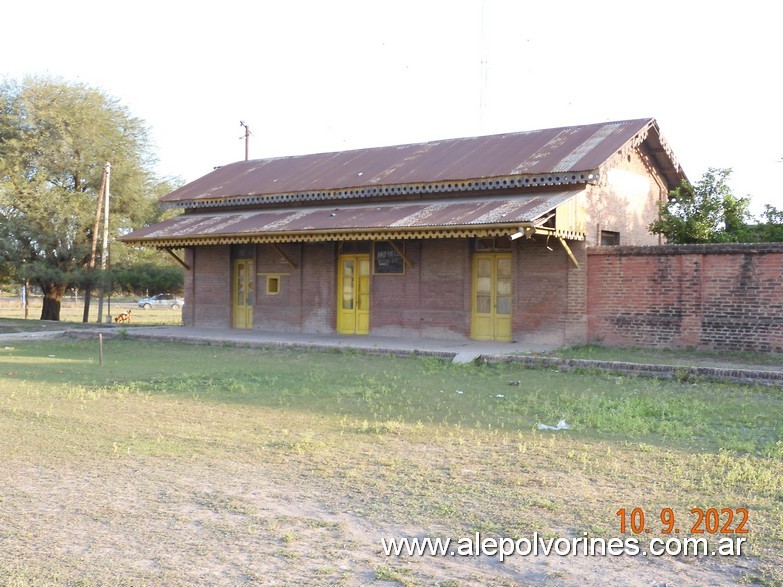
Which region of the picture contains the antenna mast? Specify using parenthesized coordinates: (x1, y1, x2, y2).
(240, 121, 251, 161)
(480, 0, 488, 129)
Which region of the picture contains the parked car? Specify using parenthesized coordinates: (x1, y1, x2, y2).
(137, 293, 185, 310)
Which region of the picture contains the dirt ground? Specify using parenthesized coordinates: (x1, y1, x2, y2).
(0, 456, 758, 586)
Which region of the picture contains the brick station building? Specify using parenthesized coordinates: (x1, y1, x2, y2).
(121, 118, 685, 346)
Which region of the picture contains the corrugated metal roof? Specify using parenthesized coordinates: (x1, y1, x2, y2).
(161, 118, 681, 206)
(123, 190, 580, 244)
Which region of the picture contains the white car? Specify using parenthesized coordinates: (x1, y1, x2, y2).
(137, 293, 185, 310)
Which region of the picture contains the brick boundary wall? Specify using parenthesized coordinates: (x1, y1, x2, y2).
(587, 243, 783, 353)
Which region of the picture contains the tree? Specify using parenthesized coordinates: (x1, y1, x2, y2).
(113, 263, 184, 297)
(648, 168, 752, 244)
(0, 76, 159, 320)
(744, 204, 783, 242)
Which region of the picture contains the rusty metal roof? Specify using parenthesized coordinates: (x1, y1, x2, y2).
(123, 190, 581, 246)
(161, 118, 683, 208)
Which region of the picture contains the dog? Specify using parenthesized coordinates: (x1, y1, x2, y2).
(114, 309, 132, 323)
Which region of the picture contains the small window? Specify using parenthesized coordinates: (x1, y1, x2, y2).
(600, 230, 620, 246)
(267, 276, 280, 295)
(231, 244, 255, 259)
(475, 236, 512, 251)
(339, 241, 371, 254)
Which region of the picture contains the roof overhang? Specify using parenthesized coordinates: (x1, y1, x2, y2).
(162, 172, 598, 211)
(121, 190, 585, 248)
(160, 171, 600, 209)
(623, 119, 686, 189)
(159, 118, 666, 210)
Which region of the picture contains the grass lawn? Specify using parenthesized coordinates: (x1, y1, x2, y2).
(1, 338, 781, 586)
(0, 297, 182, 330)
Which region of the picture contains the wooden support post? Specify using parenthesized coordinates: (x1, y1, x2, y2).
(271, 243, 298, 269)
(558, 237, 580, 269)
(386, 240, 414, 268)
(162, 247, 191, 270)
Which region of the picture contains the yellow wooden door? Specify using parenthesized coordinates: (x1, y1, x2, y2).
(337, 254, 370, 334)
(233, 259, 254, 329)
(471, 253, 512, 341)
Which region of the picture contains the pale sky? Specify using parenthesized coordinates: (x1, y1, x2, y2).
(4, 0, 781, 214)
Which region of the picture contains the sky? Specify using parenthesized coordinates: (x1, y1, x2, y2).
(3, 0, 782, 214)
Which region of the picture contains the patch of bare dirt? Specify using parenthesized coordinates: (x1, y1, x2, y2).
(0, 457, 758, 586)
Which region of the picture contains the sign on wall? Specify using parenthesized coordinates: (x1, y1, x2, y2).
(373, 241, 405, 275)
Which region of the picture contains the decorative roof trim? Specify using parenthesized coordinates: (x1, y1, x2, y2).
(138, 225, 585, 248)
(616, 119, 685, 187)
(162, 172, 600, 210)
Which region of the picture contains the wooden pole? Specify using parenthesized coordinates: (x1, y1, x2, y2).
(99, 333, 104, 367)
(96, 162, 111, 323)
(105, 164, 112, 323)
(83, 166, 108, 322)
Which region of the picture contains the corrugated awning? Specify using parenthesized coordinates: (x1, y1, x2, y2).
(121, 190, 584, 247)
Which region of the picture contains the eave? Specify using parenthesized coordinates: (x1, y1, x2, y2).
(121, 190, 587, 248)
(124, 224, 584, 248)
(163, 171, 600, 210)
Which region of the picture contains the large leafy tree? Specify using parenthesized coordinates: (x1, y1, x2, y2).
(0, 76, 159, 320)
(648, 168, 752, 244)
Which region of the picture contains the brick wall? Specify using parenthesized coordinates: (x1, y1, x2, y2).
(183, 237, 588, 347)
(512, 237, 569, 344)
(372, 237, 585, 344)
(587, 244, 783, 352)
(301, 243, 337, 332)
(371, 240, 424, 336)
(416, 239, 472, 339)
(254, 242, 302, 332)
(249, 242, 337, 333)
(189, 245, 231, 328)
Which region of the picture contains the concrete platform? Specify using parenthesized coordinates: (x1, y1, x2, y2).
(110, 326, 557, 362)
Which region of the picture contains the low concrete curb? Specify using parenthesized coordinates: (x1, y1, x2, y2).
(481, 355, 783, 387)
(65, 329, 461, 360)
(0, 330, 67, 343)
(59, 327, 783, 388)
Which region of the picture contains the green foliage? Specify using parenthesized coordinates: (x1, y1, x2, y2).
(0, 76, 170, 318)
(744, 204, 783, 242)
(113, 262, 184, 296)
(648, 168, 752, 243)
(649, 168, 783, 244)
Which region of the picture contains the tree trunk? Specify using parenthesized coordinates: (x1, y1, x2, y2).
(40, 281, 66, 321)
(82, 289, 92, 322)
(82, 278, 93, 322)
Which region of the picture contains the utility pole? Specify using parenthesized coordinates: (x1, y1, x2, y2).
(83, 166, 108, 322)
(240, 121, 251, 161)
(23, 279, 28, 319)
(96, 162, 112, 323)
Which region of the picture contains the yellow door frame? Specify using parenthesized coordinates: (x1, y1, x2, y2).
(470, 252, 512, 341)
(232, 258, 254, 329)
(337, 254, 370, 335)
